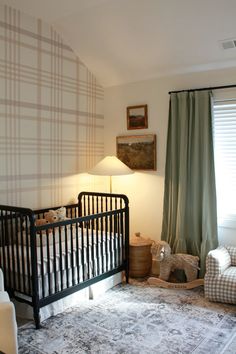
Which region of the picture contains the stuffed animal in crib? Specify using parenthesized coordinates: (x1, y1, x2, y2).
(23, 218, 48, 230)
(35, 218, 48, 227)
(151, 241, 200, 282)
(44, 207, 67, 223)
(44, 210, 58, 223)
(56, 207, 67, 221)
(35, 218, 52, 234)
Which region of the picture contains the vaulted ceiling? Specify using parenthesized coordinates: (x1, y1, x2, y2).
(2, 0, 236, 87)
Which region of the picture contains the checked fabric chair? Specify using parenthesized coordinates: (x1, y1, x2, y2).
(204, 246, 236, 304)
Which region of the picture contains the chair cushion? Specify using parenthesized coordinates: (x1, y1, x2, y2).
(0, 291, 10, 303)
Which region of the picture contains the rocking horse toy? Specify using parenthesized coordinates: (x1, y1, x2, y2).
(148, 241, 204, 289)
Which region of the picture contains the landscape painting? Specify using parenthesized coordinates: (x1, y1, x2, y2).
(127, 104, 148, 130)
(116, 134, 156, 170)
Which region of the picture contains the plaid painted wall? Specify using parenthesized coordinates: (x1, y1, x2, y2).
(0, 5, 104, 209)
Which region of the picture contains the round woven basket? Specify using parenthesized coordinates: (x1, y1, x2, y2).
(129, 233, 152, 277)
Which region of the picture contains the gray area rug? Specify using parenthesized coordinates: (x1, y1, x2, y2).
(18, 280, 236, 354)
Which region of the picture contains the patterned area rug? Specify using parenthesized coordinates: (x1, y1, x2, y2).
(18, 280, 236, 354)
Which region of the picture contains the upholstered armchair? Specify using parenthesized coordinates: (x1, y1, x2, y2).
(0, 268, 18, 354)
(204, 246, 236, 304)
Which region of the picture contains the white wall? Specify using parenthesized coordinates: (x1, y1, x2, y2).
(104, 67, 236, 245)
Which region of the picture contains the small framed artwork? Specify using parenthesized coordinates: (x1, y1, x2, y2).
(127, 104, 148, 130)
(116, 134, 156, 170)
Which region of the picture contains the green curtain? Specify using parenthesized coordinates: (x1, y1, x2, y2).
(161, 90, 218, 277)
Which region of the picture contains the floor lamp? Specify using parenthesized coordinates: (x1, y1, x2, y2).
(89, 155, 133, 193)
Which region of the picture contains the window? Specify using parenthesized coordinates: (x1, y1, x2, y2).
(213, 92, 236, 228)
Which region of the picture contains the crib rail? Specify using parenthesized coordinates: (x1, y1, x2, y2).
(78, 191, 129, 216)
(0, 192, 129, 328)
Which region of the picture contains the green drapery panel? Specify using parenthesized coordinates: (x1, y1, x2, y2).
(161, 90, 218, 277)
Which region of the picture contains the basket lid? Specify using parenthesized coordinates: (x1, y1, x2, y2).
(130, 232, 152, 246)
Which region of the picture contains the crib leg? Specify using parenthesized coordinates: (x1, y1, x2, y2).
(33, 308, 41, 329)
(125, 265, 129, 284)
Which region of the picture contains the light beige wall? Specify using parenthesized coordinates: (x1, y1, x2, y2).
(104, 67, 236, 245)
(0, 4, 104, 209)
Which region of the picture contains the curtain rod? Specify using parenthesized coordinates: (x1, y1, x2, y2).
(168, 83, 236, 94)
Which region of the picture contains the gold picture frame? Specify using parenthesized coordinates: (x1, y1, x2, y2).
(127, 104, 148, 130)
(116, 134, 156, 170)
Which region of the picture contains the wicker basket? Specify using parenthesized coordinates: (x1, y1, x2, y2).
(129, 233, 152, 277)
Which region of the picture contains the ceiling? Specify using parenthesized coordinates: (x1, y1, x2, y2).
(2, 0, 236, 87)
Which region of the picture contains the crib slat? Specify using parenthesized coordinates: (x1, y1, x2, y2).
(109, 214, 113, 270)
(25, 217, 31, 294)
(91, 193, 94, 211)
(20, 217, 26, 294)
(96, 218, 99, 276)
(121, 211, 124, 264)
(83, 196, 86, 216)
(100, 217, 104, 274)
(70, 224, 75, 286)
(86, 224, 90, 279)
(113, 214, 117, 268)
(90, 221, 95, 278)
(75, 221, 80, 284)
(96, 196, 99, 214)
(64, 226, 69, 289)
(15, 217, 21, 291)
(2, 213, 7, 283)
(10, 212, 17, 290)
(88, 196, 91, 216)
(39, 232, 45, 299)
(81, 223, 85, 281)
(58, 227, 63, 291)
(52, 228, 57, 293)
(46, 231, 51, 295)
(117, 213, 121, 266)
(105, 196, 108, 212)
(110, 197, 112, 214)
(6, 213, 11, 289)
(105, 215, 108, 272)
(101, 197, 104, 213)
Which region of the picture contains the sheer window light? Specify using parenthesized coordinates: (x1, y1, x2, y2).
(213, 92, 236, 228)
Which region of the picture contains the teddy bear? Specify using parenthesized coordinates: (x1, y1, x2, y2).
(35, 218, 52, 234)
(44, 210, 58, 223)
(44, 207, 68, 223)
(35, 218, 48, 227)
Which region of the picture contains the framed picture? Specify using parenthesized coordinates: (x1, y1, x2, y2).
(127, 104, 148, 130)
(116, 134, 156, 170)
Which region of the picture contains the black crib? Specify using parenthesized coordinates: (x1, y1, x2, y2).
(0, 192, 129, 328)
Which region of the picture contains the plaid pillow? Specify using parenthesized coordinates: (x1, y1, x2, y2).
(226, 246, 236, 266)
(205, 246, 231, 276)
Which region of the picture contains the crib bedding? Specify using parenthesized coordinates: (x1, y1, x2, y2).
(0, 230, 123, 277)
(0, 235, 122, 286)
(0, 192, 130, 328)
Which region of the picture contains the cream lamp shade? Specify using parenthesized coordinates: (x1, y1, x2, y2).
(89, 155, 133, 193)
